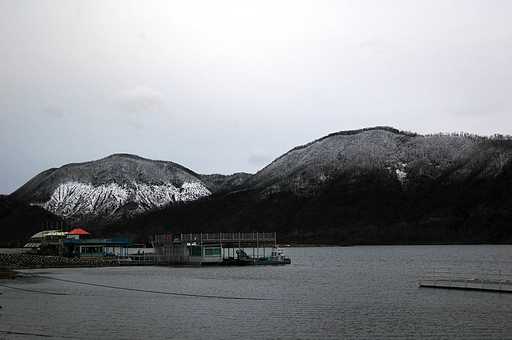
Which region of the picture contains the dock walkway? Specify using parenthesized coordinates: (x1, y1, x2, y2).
(419, 267, 512, 293)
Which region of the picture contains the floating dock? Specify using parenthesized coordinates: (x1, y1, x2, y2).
(419, 267, 512, 293)
(135, 232, 289, 265)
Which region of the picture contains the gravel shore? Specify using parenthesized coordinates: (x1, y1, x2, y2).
(0, 253, 120, 271)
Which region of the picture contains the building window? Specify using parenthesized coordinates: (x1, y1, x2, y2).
(205, 248, 221, 256)
(189, 246, 202, 257)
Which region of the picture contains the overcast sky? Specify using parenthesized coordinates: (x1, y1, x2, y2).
(1, 1, 511, 194)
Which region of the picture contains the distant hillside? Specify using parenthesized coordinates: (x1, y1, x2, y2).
(200, 173, 252, 192)
(8, 154, 248, 231)
(0, 195, 63, 247)
(4, 127, 512, 245)
(106, 127, 512, 245)
(242, 127, 506, 195)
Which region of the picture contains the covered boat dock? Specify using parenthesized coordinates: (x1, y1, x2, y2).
(148, 232, 287, 265)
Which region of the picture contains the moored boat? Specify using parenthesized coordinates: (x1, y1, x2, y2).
(236, 247, 291, 265)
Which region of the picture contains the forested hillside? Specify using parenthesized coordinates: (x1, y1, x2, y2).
(105, 128, 512, 245)
(3, 127, 512, 246)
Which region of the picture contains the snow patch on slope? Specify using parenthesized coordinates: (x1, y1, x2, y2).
(395, 162, 407, 183)
(133, 182, 211, 209)
(40, 182, 128, 219)
(38, 180, 211, 220)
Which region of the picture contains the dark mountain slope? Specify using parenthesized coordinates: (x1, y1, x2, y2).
(104, 189, 310, 243)
(107, 156, 512, 245)
(106, 128, 512, 245)
(4, 127, 512, 245)
(0, 195, 63, 247)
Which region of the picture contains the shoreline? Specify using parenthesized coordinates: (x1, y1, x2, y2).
(0, 253, 120, 275)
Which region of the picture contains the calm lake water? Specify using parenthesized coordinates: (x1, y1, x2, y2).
(1, 245, 512, 339)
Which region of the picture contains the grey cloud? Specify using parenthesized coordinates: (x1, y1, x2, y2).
(42, 106, 64, 118)
(360, 39, 391, 54)
(248, 147, 272, 165)
(115, 87, 166, 114)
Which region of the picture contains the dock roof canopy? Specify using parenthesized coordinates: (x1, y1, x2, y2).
(29, 230, 68, 239)
(67, 228, 90, 235)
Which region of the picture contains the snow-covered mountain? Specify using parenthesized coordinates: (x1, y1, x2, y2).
(38, 180, 211, 222)
(6, 127, 512, 244)
(8, 154, 228, 225)
(242, 127, 510, 195)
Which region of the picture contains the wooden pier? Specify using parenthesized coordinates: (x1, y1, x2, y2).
(419, 267, 512, 293)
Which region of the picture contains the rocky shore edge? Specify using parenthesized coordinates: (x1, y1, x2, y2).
(0, 253, 120, 279)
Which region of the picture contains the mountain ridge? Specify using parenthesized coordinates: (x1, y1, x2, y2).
(8, 153, 249, 228)
(240, 128, 492, 195)
(3, 126, 512, 245)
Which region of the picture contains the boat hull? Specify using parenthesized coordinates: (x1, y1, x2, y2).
(237, 258, 291, 265)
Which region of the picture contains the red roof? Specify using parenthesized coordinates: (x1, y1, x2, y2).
(68, 228, 90, 235)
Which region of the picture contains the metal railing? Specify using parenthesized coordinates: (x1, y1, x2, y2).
(419, 266, 512, 292)
(151, 232, 277, 244)
(64, 238, 132, 244)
